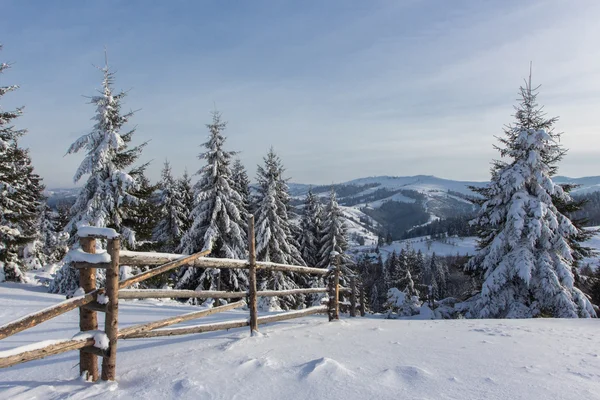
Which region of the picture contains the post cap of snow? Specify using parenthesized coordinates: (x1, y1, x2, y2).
(330, 251, 340, 256)
(77, 226, 120, 239)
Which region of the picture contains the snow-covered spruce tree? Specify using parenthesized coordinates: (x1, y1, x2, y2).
(299, 189, 325, 305)
(64, 60, 146, 244)
(23, 203, 68, 272)
(178, 169, 194, 234)
(0, 48, 45, 282)
(50, 59, 146, 294)
(299, 189, 322, 267)
(152, 161, 186, 252)
(177, 112, 247, 296)
(254, 148, 304, 310)
(465, 78, 595, 318)
(231, 158, 251, 217)
(317, 188, 350, 268)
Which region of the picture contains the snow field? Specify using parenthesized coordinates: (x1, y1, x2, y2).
(1, 283, 600, 400)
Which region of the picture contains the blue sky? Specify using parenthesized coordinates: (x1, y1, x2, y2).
(1, 0, 599, 188)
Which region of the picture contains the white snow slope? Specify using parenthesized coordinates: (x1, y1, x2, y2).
(1, 283, 600, 400)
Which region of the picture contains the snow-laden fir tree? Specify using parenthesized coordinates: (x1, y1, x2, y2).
(177, 112, 247, 295)
(0, 47, 45, 282)
(254, 148, 304, 310)
(178, 169, 194, 233)
(299, 189, 322, 267)
(317, 188, 350, 268)
(231, 158, 251, 217)
(63, 59, 146, 245)
(152, 161, 186, 252)
(299, 189, 325, 305)
(23, 204, 68, 271)
(465, 76, 596, 318)
(50, 57, 146, 294)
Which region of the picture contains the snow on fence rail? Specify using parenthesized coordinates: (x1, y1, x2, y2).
(0, 217, 365, 383)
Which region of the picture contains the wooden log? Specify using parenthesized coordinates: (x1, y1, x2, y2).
(349, 277, 357, 318)
(0, 291, 102, 341)
(118, 287, 330, 300)
(119, 249, 211, 289)
(122, 319, 250, 339)
(82, 302, 108, 312)
(71, 262, 110, 269)
(248, 216, 258, 334)
(333, 255, 340, 320)
(119, 251, 328, 275)
(123, 306, 328, 340)
(101, 238, 120, 381)
(118, 289, 247, 299)
(257, 288, 328, 297)
(118, 300, 246, 338)
(79, 237, 99, 381)
(0, 338, 95, 369)
(359, 284, 366, 317)
(256, 305, 328, 325)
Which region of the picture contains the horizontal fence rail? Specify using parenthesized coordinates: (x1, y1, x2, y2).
(119, 250, 329, 276)
(118, 287, 330, 300)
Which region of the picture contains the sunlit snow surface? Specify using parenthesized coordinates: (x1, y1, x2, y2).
(1, 283, 599, 400)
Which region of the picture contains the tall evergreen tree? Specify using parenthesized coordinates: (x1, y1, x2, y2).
(231, 158, 251, 218)
(153, 161, 186, 252)
(466, 76, 595, 318)
(178, 168, 194, 233)
(254, 148, 304, 310)
(299, 189, 322, 267)
(0, 46, 45, 282)
(64, 58, 146, 246)
(317, 189, 349, 268)
(177, 112, 247, 294)
(50, 57, 146, 294)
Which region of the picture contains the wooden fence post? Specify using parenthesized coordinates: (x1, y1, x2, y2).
(247, 216, 258, 334)
(333, 254, 340, 320)
(327, 275, 335, 321)
(78, 237, 98, 381)
(359, 282, 366, 317)
(101, 238, 120, 381)
(349, 277, 356, 317)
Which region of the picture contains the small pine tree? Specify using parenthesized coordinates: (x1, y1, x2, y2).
(0, 47, 45, 282)
(152, 161, 186, 252)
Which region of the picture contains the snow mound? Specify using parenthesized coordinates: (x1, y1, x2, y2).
(300, 357, 354, 380)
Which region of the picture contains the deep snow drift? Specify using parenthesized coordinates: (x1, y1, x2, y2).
(1, 283, 599, 400)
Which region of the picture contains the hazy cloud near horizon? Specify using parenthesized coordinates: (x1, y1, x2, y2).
(1, 0, 599, 188)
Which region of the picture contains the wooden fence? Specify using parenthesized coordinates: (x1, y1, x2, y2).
(0, 216, 365, 382)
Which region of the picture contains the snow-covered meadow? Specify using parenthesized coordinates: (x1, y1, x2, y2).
(1, 283, 599, 400)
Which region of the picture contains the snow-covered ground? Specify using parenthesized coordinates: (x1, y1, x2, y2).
(1, 283, 600, 400)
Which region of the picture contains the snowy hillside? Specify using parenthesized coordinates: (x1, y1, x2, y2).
(368, 235, 479, 260)
(1, 283, 599, 400)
